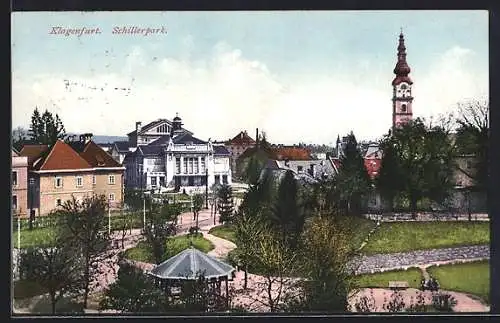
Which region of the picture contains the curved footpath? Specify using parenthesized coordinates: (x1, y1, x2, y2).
(350, 245, 489, 275)
(18, 209, 486, 314)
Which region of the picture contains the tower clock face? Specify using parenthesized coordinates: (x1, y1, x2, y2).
(396, 83, 411, 98)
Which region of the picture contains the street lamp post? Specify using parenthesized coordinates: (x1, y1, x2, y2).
(205, 168, 209, 209)
(28, 178, 35, 230)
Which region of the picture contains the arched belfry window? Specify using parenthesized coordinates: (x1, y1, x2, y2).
(401, 104, 407, 112)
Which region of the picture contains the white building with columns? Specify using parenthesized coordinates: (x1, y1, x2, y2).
(123, 114, 231, 193)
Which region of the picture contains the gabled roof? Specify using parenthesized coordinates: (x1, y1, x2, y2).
(172, 133, 207, 145)
(36, 140, 92, 171)
(149, 247, 235, 280)
(127, 118, 193, 136)
(148, 135, 171, 146)
(19, 144, 50, 165)
(364, 144, 383, 159)
(138, 145, 164, 156)
(272, 146, 312, 161)
(214, 145, 230, 156)
(79, 141, 122, 167)
(227, 131, 256, 146)
(113, 141, 131, 152)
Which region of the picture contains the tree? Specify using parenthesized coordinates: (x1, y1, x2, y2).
(124, 188, 143, 211)
(12, 126, 29, 152)
(192, 194, 204, 232)
(291, 214, 356, 312)
(99, 261, 170, 313)
(248, 226, 301, 312)
(28, 107, 66, 146)
(55, 195, 112, 309)
(377, 119, 455, 215)
(335, 132, 371, 215)
(233, 211, 267, 289)
(143, 200, 177, 264)
(454, 100, 489, 190)
(271, 170, 305, 250)
(19, 243, 84, 314)
(217, 184, 234, 224)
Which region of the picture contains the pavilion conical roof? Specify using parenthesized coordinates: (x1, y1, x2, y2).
(148, 247, 235, 280)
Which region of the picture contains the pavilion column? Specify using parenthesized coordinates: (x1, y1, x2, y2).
(225, 278, 229, 309)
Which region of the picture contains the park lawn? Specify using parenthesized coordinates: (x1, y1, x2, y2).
(208, 224, 237, 243)
(362, 221, 490, 255)
(12, 227, 58, 249)
(427, 260, 490, 304)
(345, 216, 378, 252)
(123, 233, 215, 264)
(353, 268, 423, 289)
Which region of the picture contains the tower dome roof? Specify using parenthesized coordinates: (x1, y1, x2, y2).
(392, 31, 413, 86)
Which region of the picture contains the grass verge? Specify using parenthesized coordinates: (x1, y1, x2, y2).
(363, 221, 489, 255)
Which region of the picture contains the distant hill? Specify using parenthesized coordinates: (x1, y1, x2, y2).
(66, 133, 128, 144)
(92, 135, 128, 144)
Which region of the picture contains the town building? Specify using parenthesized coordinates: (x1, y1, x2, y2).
(12, 148, 28, 217)
(392, 31, 414, 130)
(123, 114, 232, 193)
(19, 135, 125, 216)
(265, 158, 338, 184)
(110, 141, 135, 165)
(225, 130, 256, 177)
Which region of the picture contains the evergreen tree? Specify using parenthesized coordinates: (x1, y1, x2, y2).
(271, 170, 304, 249)
(28, 108, 66, 146)
(217, 184, 234, 224)
(335, 132, 371, 215)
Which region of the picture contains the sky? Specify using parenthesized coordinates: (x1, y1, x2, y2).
(11, 11, 488, 145)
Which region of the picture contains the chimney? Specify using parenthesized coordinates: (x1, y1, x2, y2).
(256, 128, 259, 148)
(136, 121, 142, 133)
(79, 134, 85, 142)
(85, 133, 93, 144)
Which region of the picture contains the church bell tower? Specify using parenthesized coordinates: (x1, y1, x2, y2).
(392, 30, 414, 130)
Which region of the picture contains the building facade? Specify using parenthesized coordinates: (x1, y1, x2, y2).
(123, 114, 232, 193)
(20, 137, 125, 216)
(225, 130, 256, 177)
(12, 149, 28, 217)
(392, 31, 414, 130)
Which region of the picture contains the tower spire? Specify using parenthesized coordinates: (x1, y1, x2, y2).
(392, 30, 412, 86)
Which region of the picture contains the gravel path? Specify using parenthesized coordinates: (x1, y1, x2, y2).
(350, 245, 490, 275)
(349, 288, 489, 312)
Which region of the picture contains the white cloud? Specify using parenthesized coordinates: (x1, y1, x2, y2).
(12, 43, 488, 145)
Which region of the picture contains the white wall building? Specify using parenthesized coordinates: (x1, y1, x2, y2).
(123, 114, 231, 193)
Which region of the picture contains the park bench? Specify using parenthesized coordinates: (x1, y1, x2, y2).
(389, 281, 409, 290)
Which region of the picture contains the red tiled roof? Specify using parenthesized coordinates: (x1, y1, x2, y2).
(80, 141, 122, 167)
(37, 140, 92, 171)
(227, 131, 256, 146)
(19, 144, 50, 165)
(272, 147, 312, 161)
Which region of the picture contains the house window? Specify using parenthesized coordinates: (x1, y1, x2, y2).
(401, 104, 407, 112)
(76, 176, 83, 187)
(183, 158, 188, 174)
(215, 175, 220, 184)
(222, 175, 228, 184)
(109, 193, 115, 201)
(12, 171, 18, 186)
(201, 157, 206, 172)
(108, 175, 115, 185)
(55, 177, 63, 188)
(92, 175, 96, 185)
(188, 158, 194, 174)
(151, 176, 157, 187)
(56, 198, 62, 207)
(194, 158, 199, 173)
(176, 157, 181, 174)
(12, 195, 17, 211)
